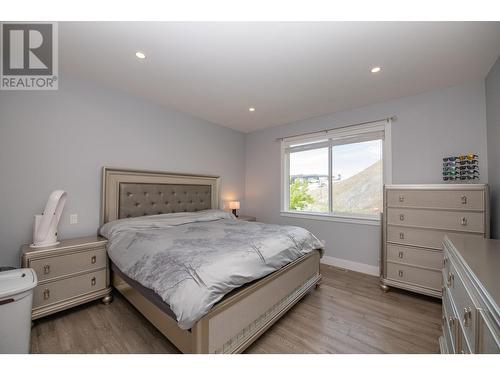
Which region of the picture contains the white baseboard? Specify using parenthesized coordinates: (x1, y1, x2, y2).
(320, 255, 380, 276)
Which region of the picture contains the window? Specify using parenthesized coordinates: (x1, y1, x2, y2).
(281, 120, 391, 223)
(289, 147, 329, 212)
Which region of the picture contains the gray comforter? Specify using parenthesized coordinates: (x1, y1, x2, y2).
(100, 210, 323, 329)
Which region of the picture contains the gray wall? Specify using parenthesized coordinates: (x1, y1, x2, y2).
(0, 76, 246, 267)
(245, 81, 488, 268)
(486, 56, 500, 238)
(0, 76, 490, 271)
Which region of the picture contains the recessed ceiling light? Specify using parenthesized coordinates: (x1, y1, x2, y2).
(135, 51, 146, 59)
(248, 107, 256, 112)
(371, 66, 382, 73)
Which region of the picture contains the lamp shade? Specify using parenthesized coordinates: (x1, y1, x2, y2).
(228, 201, 240, 210)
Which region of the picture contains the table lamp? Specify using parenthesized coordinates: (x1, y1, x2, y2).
(229, 201, 240, 217)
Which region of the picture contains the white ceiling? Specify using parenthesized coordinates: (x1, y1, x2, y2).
(60, 22, 500, 133)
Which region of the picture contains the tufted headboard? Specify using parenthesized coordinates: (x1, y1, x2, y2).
(101, 168, 220, 224)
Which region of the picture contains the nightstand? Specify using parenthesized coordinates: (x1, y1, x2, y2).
(236, 215, 256, 222)
(21, 236, 112, 319)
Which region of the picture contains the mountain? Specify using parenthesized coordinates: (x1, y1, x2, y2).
(332, 160, 382, 214)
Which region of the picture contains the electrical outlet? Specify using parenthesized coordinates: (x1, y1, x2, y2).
(69, 214, 78, 225)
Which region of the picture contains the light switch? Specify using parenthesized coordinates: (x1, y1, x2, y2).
(70, 214, 78, 225)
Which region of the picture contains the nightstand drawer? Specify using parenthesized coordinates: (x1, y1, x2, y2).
(237, 215, 256, 222)
(33, 269, 106, 309)
(30, 247, 106, 282)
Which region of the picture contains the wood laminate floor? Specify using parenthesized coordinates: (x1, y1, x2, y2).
(30, 264, 442, 354)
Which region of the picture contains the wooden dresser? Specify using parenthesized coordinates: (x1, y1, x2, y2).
(381, 184, 489, 298)
(21, 236, 112, 319)
(440, 234, 499, 353)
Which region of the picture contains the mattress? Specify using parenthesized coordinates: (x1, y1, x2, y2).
(101, 209, 323, 329)
(111, 261, 177, 319)
(111, 260, 269, 323)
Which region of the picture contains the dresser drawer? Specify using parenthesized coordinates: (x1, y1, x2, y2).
(441, 288, 458, 354)
(387, 208, 485, 233)
(443, 251, 451, 280)
(477, 309, 500, 353)
(386, 263, 441, 291)
(33, 269, 106, 309)
(387, 226, 483, 251)
(446, 259, 477, 352)
(458, 325, 472, 354)
(386, 244, 442, 270)
(442, 288, 459, 353)
(387, 226, 446, 250)
(387, 189, 484, 211)
(30, 247, 106, 282)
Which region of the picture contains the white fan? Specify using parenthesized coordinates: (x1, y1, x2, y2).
(30, 190, 67, 248)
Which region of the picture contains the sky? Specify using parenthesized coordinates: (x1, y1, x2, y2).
(290, 139, 382, 180)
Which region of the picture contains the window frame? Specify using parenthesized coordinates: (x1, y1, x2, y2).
(280, 120, 392, 225)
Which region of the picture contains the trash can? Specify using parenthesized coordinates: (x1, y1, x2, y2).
(0, 268, 38, 353)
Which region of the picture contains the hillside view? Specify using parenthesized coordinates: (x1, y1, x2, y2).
(290, 159, 382, 215)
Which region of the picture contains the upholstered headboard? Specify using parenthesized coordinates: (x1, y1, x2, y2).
(101, 168, 220, 224)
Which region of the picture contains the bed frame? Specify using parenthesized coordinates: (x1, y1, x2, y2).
(101, 167, 322, 353)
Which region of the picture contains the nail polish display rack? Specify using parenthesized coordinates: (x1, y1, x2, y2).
(442, 154, 479, 182)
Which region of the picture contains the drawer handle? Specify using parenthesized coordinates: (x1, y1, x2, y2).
(43, 289, 50, 300)
(91, 277, 96, 286)
(0, 298, 15, 306)
(399, 214, 405, 221)
(398, 270, 404, 277)
(399, 195, 404, 202)
(443, 257, 448, 267)
(91, 255, 97, 264)
(461, 195, 467, 205)
(398, 251, 404, 259)
(448, 316, 455, 328)
(399, 232, 404, 240)
(460, 217, 467, 226)
(463, 307, 472, 327)
(447, 272, 454, 288)
(43, 264, 50, 274)
(442, 315, 446, 326)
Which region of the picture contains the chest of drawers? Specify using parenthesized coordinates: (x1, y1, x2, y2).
(440, 234, 499, 354)
(21, 236, 112, 319)
(381, 184, 489, 298)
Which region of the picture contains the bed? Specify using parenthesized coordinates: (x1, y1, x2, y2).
(100, 167, 323, 353)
